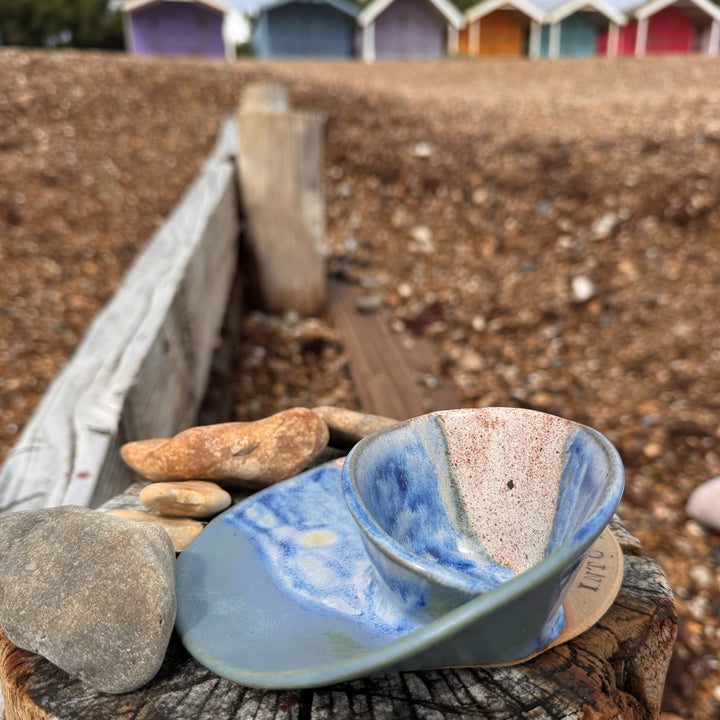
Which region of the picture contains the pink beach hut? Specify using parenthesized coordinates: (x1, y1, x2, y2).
(596, 0, 720, 55)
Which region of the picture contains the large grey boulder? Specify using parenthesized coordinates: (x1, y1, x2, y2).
(0, 506, 176, 693)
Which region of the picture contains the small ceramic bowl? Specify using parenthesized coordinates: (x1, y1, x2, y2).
(342, 407, 624, 662)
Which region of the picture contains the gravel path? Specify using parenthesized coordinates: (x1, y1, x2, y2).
(2, 49, 720, 719)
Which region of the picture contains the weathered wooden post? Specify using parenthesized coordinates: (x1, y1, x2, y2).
(236, 83, 327, 316)
(239, 82, 289, 113)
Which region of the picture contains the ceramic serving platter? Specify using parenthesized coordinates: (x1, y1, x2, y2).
(175, 459, 623, 689)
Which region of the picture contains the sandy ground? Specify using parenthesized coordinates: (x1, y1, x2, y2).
(2, 49, 720, 718)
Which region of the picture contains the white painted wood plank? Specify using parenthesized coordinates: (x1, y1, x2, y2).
(203, 117, 239, 168)
(0, 121, 241, 513)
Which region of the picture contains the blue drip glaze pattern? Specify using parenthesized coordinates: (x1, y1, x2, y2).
(226, 463, 420, 636)
(345, 418, 515, 592)
(546, 427, 615, 557)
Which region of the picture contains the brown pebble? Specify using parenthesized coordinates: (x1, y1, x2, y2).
(120, 408, 329, 489)
(312, 406, 398, 449)
(139, 481, 231, 518)
(106, 510, 203, 552)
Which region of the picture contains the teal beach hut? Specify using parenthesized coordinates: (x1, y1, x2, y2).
(252, 0, 360, 57)
(537, 0, 627, 56)
(539, 13, 598, 55)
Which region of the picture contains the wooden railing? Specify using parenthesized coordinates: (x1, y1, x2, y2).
(0, 120, 240, 512)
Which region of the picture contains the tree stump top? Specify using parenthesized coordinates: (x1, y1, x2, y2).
(0, 482, 677, 720)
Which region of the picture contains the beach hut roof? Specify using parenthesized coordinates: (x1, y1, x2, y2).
(545, 0, 627, 24)
(607, 0, 646, 11)
(633, 0, 720, 20)
(358, 0, 466, 27)
(254, 0, 360, 17)
(464, 0, 546, 23)
(534, 0, 720, 20)
(123, 0, 229, 13)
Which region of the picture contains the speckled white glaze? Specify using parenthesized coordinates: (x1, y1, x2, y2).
(343, 407, 624, 643)
(439, 408, 573, 572)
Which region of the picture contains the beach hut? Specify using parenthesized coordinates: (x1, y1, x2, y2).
(538, 0, 626, 56)
(123, 0, 230, 57)
(635, 0, 720, 55)
(596, 0, 720, 56)
(461, 0, 546, 57)
(252, 0, 360, 57)
(358, 0, 465, 61)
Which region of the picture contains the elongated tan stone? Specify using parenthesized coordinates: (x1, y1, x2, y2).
(312, 406, 399, 448)
(139, 481, 231, 518)
(120, 408, 329, 489)
(106, 510, 203, 553)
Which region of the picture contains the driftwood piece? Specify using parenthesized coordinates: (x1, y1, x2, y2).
(0, 482, 676, 719)
(236, 84, 326, 316)
(0, 119, 241, 513)
(327, 279, 462, 419)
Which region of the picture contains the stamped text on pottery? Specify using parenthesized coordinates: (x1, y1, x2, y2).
(577, 549, 607, 593)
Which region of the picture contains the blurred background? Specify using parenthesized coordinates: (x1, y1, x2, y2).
(2, 0, 720, 717)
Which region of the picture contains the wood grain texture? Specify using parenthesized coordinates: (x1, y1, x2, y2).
(0, 481, 676, 720)
(327, 279, 461, 420)
(0, 631, 304, 720)
(0, 118, 241, 513)
(236, 88, 326, 316)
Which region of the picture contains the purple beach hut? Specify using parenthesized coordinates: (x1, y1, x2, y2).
(123, 0, 230, 58)
(358, 0, 465, 60)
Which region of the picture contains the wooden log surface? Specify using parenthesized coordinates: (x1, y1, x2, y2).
(0, 119, 241, 514)
(0, 489, 677, 719)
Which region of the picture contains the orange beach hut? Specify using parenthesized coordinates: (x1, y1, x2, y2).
(460, 0, 546, 56)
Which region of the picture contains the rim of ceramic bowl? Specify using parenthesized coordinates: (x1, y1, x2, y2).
(342, 407, 625, 597)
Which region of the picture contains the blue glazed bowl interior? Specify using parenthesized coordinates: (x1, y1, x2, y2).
(342, 408, 624, 601)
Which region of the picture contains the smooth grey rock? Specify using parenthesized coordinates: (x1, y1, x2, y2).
(0, 506, 176, 693)
(686, 477, 720, 532)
